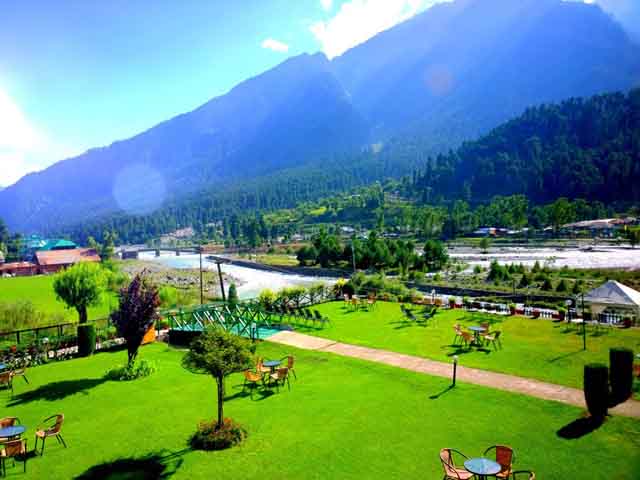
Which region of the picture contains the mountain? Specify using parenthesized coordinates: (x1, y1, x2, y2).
(332, 0, 640, 143)
(1, 0, 639, 233)
(409, 88, 640, 205)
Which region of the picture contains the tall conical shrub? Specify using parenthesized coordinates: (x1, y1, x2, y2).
(584, 363, 609, 421)
(610, 347, 634, 403)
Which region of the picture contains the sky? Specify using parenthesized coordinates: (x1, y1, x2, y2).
(0, 0, 637, 187)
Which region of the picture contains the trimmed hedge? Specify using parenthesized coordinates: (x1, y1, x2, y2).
(610, 347, 634, 403)
(77, 324, 96, 357)
(584, 363, 609, 420)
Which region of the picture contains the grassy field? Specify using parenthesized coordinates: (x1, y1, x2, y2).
(298, 301, 640, 391)
(0, 276, 115, 328)
(2, 342, 639, 479)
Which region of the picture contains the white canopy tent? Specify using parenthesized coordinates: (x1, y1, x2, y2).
(583, 280, 640, 325)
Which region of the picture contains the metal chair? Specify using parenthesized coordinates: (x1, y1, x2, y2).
(34, 414, 66, 456)
(484, 331, 503, 350)
(484, 445, 514, 478)
(242, 370, 264, 393)
(439, 448, 473, 480)
(0, 439, 28, 476)
(280, 355, 296, 379)
(268, 368, 290, 392)
(0, 372, 13, 397)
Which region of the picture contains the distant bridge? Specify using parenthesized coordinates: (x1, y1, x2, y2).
(118, 246, 229, 262)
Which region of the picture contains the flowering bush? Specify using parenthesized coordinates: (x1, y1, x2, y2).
(190, 418, 247, 450)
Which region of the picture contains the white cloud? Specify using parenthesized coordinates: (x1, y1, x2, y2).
(0, 88, 80, 186)
(310, 0, 447, 58)
(321, 0, 333, 11)
(261, 38, 290, 53)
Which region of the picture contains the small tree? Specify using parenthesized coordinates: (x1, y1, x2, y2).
(227, 283, 239, 305)
(53, 262, 104, 324)
(423, 240, 448, 271)
(110, 273, 160, 366)
(479, 237, 491, 254)
(182, 328, 253, 428)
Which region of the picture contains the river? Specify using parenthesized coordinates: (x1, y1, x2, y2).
(138, 252, 336, 299)
(450, 245, 640, 269)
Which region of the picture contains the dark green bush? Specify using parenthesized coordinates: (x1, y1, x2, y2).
(584, 363, 609, 420)
(610, 347, 634, 403)
(190, 418, 247, 450)
(77, 324, 96, 357)
(106, 359, 156, 381)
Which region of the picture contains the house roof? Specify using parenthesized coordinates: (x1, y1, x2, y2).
(0, 261, 37, 272)
(39, 239, 77, 251)
(35, 248, 100, 266)
(584, 280, 640, 308)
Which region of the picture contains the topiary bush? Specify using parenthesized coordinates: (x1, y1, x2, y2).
(584, 363, 609, 421)
(190, 418, 247, 450)
(77, 324, 96, 357)
(610, 347, 634, 403)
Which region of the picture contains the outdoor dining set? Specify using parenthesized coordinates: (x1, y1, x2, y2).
(0, 414, 66, 476)
(453, 323, 502, 350)
(243, 355, 296, 393)
(344, 294, 377, 311)
(440, 445, 535, 479)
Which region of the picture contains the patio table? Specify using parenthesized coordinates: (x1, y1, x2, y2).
(263, 360, 281, 372)
(468, 326, 486, 345)
(464, 457, 501, 480)
(0, 425, 25, 440)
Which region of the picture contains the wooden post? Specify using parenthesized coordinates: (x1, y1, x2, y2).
(199, 247, 204, 305)
(216, 261, 226, 302)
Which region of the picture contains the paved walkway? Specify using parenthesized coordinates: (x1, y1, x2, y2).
(268, 331, 640, 418)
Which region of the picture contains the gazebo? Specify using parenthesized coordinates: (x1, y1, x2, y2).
(583, 280, 640, 325)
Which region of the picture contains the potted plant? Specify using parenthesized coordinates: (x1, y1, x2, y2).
(509, 303, 517, 316)
(449, 297, 456, 309)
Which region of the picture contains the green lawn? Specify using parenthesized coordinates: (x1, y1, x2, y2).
(2, 342, 639, 479)
(0, 276, 114, 327)
(299, 301, 640, 391)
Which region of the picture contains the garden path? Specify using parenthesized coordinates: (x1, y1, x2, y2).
(268, 331, 640, 418)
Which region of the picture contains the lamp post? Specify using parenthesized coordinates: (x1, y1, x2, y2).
(452, 355, 458, 387)
(582, 289, 586, 351)
(199, 245, 204, 305)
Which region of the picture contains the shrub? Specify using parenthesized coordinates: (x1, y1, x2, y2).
(556, 279, 568, 292)
(190, 418, 247, 451)
(541, 278, 553, 291)
(106, 359, 157, 381)
(473, 265, 483, 275)
(258, 289, 276, 310)
(77, 324, 96, 357)
(342, 282, 355, 298)
(609, 347, 634, 403)
(584, 363, 609, 420)
(227, 283, 239, 305)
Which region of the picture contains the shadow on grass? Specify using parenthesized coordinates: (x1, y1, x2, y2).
(557, 416, 604, 439)
(227, 383, 277, 402)
(74, 449, 188, 479)
(429, 385, 455, 400)
(444, 344, 491, 356)
(7, 378, 107, 406)
(548, 349, 583, 363)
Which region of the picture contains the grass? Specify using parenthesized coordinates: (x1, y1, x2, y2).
(298, 301, 640, 391)
(0, 276, 115, 328)
(3, 342, 639, 479)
